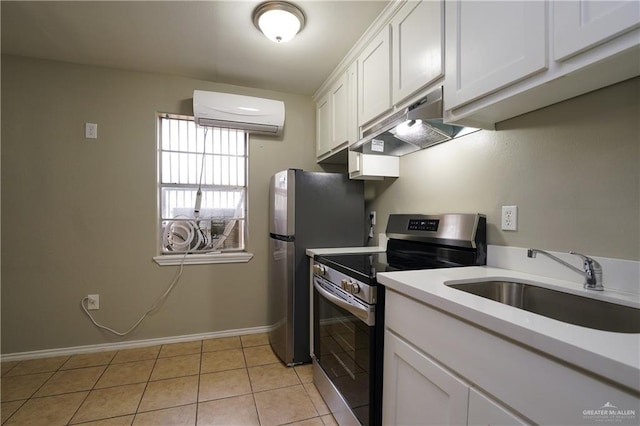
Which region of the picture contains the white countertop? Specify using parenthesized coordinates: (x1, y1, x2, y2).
(377, 266, 640, 392)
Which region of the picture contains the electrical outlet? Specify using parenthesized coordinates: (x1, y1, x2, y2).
(87, 294, 100, 310)
(501, 206, 518, 231)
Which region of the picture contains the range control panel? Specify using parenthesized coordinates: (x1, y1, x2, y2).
(407, 219, 439, 232)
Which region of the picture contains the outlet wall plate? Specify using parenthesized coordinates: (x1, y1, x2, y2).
(501, 205, 518, 231)
(87, 294, 100, 310)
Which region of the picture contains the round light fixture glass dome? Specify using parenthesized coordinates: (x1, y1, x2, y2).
(253, 1, 306, 43)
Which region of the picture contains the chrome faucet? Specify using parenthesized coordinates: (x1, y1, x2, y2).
(527, 249, 604, 291)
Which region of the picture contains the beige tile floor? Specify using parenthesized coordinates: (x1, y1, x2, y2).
(0, 334, 337, 426)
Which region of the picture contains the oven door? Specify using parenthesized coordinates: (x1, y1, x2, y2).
(313, 275, 376, 425)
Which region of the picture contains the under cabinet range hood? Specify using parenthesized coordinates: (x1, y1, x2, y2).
(350, 88, 479, 156)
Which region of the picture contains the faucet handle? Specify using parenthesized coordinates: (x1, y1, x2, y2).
(569, 252, 603, 290)
(569, 252, 601, 269)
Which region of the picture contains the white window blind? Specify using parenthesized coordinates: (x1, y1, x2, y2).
(158, 115, 247, 254)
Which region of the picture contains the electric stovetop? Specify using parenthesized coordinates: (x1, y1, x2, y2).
(315, 244, 474, 285)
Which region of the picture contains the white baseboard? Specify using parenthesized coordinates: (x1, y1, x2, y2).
(0, 325, 271, 362)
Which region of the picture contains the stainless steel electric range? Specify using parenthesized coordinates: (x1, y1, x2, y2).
(311, 213, 487, 425)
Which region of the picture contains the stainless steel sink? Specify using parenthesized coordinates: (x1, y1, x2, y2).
(447, 281, 640, 333)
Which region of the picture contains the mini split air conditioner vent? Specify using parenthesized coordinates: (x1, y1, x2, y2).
(193, 90, 285, 136)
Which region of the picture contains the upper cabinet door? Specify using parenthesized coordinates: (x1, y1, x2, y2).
(316, 93, 331, 157)
(347, 61, 359, 145)
(392, 0, 444, 105)
(445, 0, 548, 109)
(330, 72, 349, 150)
(554, 0, 640, 62)
(358, 26, 392, 127)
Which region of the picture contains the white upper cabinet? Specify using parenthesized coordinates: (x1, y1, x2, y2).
(554, 0, 640, 61)
(444, 0, 639, 129)
(445, 0, 548, 110)
(358, 26, 392, 127)
(392, 0, 444, 105)
(315, 92, 330, 158)
(348, 151, 399, 180)
(316, 71, 352, 160)
(330, 72, 349, 149)
(347, 61, 359, 147)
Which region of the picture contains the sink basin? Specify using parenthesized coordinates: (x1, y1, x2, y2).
(447, 281, 640, 333)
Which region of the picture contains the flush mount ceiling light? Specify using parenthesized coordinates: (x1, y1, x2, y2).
(253, 1, 306, 43)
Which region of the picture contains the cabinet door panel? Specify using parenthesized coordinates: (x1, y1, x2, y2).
(392, 0, 444, 105)
(554, 0, 640, 61)
(358, 26, 391, 126)
(383, 330, 469, 425)
(347, 61, 359, 145)
(468, 387, 529, 426)
(445, 0, 548, 109)
(331, 74, 348, 149)
(316, 94, 330, 157)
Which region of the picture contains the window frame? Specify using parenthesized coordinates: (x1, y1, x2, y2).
(153, 113, 253, 266)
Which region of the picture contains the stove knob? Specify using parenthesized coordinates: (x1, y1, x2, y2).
(341, 279, 349, 290)
(313, 264, 326, 276)
(350, 282, 361, 294)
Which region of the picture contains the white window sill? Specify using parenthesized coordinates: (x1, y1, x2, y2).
(153, 252, 254, 266)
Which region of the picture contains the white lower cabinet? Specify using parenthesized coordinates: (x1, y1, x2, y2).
(384, 289, 640, 425)
(384, 330, 525, 425)
(467, 388, 528, 426)
(383, 330, 469, 425)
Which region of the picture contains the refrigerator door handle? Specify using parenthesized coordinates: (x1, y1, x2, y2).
(270, 233, 295, 242)
(313, 279, 375, 326)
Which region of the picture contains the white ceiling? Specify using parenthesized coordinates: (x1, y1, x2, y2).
(1, 0, 389, 96)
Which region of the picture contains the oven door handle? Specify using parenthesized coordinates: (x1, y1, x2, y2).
(314, 280, 375, 326)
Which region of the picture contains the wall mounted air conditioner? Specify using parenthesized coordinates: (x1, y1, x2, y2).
(193, 90, 285, 136)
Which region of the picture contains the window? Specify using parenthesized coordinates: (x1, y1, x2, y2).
(155, 114, 252, 265)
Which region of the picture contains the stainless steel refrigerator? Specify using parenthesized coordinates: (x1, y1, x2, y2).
(268, 169, 365, 365)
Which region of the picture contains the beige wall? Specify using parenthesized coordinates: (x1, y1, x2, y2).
(1, 55, 326, 354)
(366, 77, 640, 261)
(2, 55, 639, 355)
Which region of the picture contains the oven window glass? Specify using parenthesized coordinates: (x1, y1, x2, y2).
(315, 287, 371, 425)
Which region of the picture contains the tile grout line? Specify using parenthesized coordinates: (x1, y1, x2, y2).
(1, 397, 28, 425)
(17, 356, 74, 424)
(194, 339, 203, 426)
(241, 338, 263, 426)
(130, 345, 163, 424)
(65, 353, 114, 426)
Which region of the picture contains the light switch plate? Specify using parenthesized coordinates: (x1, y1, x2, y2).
(85, 123, 98, 139)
